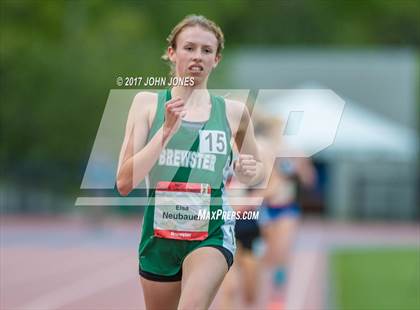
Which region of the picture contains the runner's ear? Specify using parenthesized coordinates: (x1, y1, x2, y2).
(213, 54, 222, 68)
(168, 46, 176, 63)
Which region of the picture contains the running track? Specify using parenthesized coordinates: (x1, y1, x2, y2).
(1, 216, 418, 309)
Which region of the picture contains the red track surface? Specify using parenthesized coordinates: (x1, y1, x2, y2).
(1, 216, 418, 310)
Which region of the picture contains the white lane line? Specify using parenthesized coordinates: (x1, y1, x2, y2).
(20, 256, 136, 310)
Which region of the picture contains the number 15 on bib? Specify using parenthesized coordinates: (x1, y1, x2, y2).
(199, 130, 227, 155)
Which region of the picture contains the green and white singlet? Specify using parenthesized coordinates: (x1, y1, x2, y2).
(138, 89, 236, 276)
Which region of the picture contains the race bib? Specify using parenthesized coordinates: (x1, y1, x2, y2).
(154, 181, 211, 241)
(199, 130, 227, 155)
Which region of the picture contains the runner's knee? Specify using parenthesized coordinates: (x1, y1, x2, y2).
(178, 296, 207, 310)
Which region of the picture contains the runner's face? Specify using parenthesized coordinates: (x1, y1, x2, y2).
(168, 26, 220, 84)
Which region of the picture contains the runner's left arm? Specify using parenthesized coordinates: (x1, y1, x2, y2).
(226, 100, 265, 186)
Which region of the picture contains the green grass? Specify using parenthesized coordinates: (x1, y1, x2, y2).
(331, 248, 420, 310)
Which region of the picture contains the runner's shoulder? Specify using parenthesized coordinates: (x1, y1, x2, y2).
(225, 99, 251, 135)
(132, 91, 158, 110)
(131, 91, 158, 124)
(225, 99, 250, 119)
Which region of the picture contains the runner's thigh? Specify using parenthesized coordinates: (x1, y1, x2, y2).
(178, 247, 228, 309)
(140, 277, 181, 310)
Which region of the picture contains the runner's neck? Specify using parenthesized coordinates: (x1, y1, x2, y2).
(171, 85, 210, 105)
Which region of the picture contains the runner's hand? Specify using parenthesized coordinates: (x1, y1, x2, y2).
(163, 97, 186, 139)
(234, 154, 257, 178)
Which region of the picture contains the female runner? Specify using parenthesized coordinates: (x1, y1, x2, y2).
(116, 15, 264, 310)
(257, 118, 316, 309)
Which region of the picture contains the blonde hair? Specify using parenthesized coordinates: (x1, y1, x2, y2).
(162, 15, 225, 75)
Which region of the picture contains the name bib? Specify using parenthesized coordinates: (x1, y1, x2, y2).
(153, 181, 211, 241)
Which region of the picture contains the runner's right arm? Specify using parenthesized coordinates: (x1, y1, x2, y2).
(116, 92, 185, 196)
